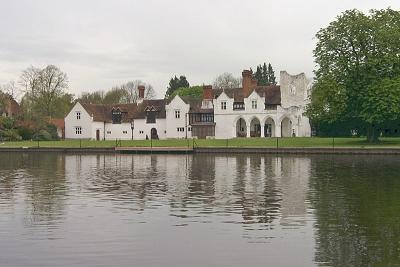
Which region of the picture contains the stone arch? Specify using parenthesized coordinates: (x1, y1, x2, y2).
(235, 117, 247, 137)
(262, 117, 276, 137)
(249, 117, 261, 137)
(280, 117, 293, 137)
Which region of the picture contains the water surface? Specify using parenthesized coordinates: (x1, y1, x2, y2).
(0, 153, 399, 266)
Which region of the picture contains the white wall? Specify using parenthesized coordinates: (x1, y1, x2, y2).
(65, 102, 93, 139)
(165, 96, 192, 139)
(132, 118, 167, 140)
(104, 123, 133, 140)
(213, 90, 311, 138)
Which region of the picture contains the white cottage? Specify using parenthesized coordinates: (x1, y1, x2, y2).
(65, 86, 168, 140)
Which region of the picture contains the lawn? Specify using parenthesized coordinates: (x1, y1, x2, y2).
(2, 137, 400, 148)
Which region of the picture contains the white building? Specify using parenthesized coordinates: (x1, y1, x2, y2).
(212, 70, 312, 138)
(65, 70, 311, 140)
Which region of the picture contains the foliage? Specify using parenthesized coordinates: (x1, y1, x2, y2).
(33, 129, 53, 141)
(17, 126, 35, 140)
(253, 62, 276, 86)
(213, 72, 241, 89)
(19, 65, 72, 119)
(78, 81, 156, 104)
(168, 86, 203, 99)
(165, 75, 190, 98)
(307, 8, 400, 142)
(0, 116, 15, 130)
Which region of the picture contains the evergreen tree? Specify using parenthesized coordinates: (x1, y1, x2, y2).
(165, 75, 190, 98)
(254, 66, 262, 83)
(253, 62, 276, 86)
(261, 63, 268, 85)
(267, 63, 277, 85)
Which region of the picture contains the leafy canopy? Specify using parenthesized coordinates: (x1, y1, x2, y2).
(306, 8, 400, 141)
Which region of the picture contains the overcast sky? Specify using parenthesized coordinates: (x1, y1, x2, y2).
(0, 0, 398, 98)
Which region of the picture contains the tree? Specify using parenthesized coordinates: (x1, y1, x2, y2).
(252, 62, 276, 86)
(78, 91, 105, 104)
(19, 65, 70, 119)
(118, 80, 156, 103)
(307, 8, 400, 142)
(165, 75, 190, 98)
(168, 86, 203, 99)
(267, 63, 277, 85)
(78, 80, 156, 105)
(213, 72, 241, 89)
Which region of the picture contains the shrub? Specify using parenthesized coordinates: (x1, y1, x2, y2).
(0, 129, 22, 141)
(18, 126, 35, 140)
(33, 129, 52, 141)
(0, 117, 15, 130)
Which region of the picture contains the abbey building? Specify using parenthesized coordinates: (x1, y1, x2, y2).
(65, 70, 312, 140)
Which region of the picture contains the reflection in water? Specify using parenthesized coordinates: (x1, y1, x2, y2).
(309, 155, 400, 266)
(1, 152, 400, 266)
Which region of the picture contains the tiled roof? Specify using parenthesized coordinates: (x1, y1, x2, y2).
(213, 85, 281, 104)
(133, 99, 166, 119)
(80, 102, 138, 122)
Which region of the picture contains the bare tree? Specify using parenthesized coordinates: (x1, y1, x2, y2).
(19, 66, 42, 96)
(19, 65, 69, 117)
(213, 72, 241, 89)
(118, 80, 156, 103)
(0, 80, 20, 99)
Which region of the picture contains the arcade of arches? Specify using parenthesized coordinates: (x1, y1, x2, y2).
(235, 117, 294, 138)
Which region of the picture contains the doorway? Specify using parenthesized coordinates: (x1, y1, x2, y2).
(151, 128, 158, 139)
(96, 129, 100, 141)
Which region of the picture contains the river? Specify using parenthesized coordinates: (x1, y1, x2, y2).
(0, 153, 399, 266)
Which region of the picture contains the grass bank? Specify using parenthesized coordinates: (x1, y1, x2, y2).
(2, 137, 400, 149)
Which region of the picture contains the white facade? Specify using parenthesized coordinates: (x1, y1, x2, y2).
(65, 70, 312, 140)
(165, 96, 192, 139)
(65, 102, 94, 140)
(214, 71, 311, 138)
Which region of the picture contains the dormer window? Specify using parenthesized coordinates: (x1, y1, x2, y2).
(145, 106, 157, 124)
(112, 108, 122, 124)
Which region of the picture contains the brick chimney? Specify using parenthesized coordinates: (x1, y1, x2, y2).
(203, 85, 213, 100)
(242, 69, 257, 97)
(138, 85, 145, 99)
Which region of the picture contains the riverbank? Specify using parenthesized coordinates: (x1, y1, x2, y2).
(2, 137, 400, 155)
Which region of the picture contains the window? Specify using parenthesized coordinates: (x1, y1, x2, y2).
(177, 127, 185, 132)
(146, 111, 156, 123)
(75, 127, 82, 135)
(107, 131, 111, 134)
(233, 102, 245, 110)
(123, 131, 128, 134)
(188, 127, 192, 132)
(139, 130, 144, 134)
(221, 101, 227, 110)
(252, 100, 257, 109)
(112, 108, 122, 124)
(76, 111, 81, 120)
(175, 110, 180, 119)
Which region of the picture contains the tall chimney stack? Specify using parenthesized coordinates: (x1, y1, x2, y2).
(138, 85, 145, 99)
(203, 85, 213, 100)
(242, 69, 257, 97)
